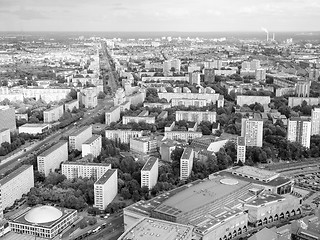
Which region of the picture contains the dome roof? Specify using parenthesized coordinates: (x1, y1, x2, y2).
(220, 178, 239, 185)
(25, 206, 63, 224)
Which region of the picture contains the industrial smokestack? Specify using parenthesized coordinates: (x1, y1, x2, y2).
(261, 27, 269, 42)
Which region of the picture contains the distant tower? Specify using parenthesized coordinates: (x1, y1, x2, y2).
(272, 33, 275, 41)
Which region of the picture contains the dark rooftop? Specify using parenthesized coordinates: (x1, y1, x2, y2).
(0, 165, 33, 186)
(69, 125, 91, 137)
(141, 157, 158, 172)
(38, 141, 68, 158)
(95, 169, 117, 185)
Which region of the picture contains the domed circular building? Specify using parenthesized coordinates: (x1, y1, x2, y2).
(9, 205, 77, 239)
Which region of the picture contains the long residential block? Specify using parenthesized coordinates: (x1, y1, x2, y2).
(0, 165, 34, 209)
(61, 162, 111, 180)
(69, 125, 92, 151)
(37, 141, 68, 177)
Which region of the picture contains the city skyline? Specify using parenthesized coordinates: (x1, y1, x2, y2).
(0, 0, 320, 32)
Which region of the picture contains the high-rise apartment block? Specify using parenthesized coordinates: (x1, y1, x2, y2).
(61, 162, 111, 180)
(0, 128, 10, 145)
(80, 87, 98, 108)
(255, 69, 266, 81)
(204, 68, 215, 82)
(176, 111, 216, 123)
(37, 141, 68, 176)
(105, 106, 121, 126)
(180, 148, 194, 180)
(296, 81, 311, 97)
(0, 165, 34, 209)
(94, 169, 118, 210)
(311, 108, 320, 135)
(0, 106, 16, 131)
(189, 72, 201, 85)
(287, 118, 311, 148)
(44, 105, 64, 123)
(163, 59, 181, 75)
(250, 60, 261, 70)
(69, 125, 92, 151)
(241, 118, 263, 147)
(237, 137, 246, 163)
(82, 135, 102, 158)
(141, 157, 159, 190)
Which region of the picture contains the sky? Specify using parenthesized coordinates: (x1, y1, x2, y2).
(0, 0, 320, 32)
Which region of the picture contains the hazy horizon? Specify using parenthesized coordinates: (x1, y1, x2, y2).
(1, 0, 320, 32)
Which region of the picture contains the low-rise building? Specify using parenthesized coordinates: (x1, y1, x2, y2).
(69, 125, 92, 151)
(61, 162, 111, 180)
(176, 111, 216, 123)
(44, 105, 64, 123)
(0, 165, 34, 209)
(94, 169, 118, 210)
(141, 157, 159, 190)
(180, 148, 194, 180)
(64, 99, 79, 112)
(37, 141, 68, 177)
(0, 128, 10, 145)
(123, 111, 155, 124)
(130, 136, 158, 155)
(18, 123, 50, 135)
(105, 129, 143, 144)
(82, 135, 102, 158)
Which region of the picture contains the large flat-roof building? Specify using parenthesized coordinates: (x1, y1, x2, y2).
(0, 128, 10, 145)
(122, 115, 155, 125)
(69, 125, 92, 151)
(80, 87, 98, 108)
(123, 166, 299, 240)
(94, 169, 118, 210)
(171, 98, 207, 108)
(105, 129, 143, 144)
(180, 148, 194, 180)
(61, 162, 111, 180)
(37, 141, 68, 177)
(18, 123, 50, 135)
(64, 99, 79, 112)
(44, 105, 64, 123)
(287, 118, 311, 148)
(9, 205, 77, 239)
(0, 165, 34, 210)
(82, 134, 102, 158)
(0, 106, 15, 132)
(118, 217, 193, 240)
(176, 111, 216, 124)
(141, 157, 158, 190)
(105, 106, 120, 126)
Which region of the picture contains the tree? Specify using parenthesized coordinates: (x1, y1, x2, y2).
(97, 91, 106, 99)
(88, 217, 97, 225)
(68, 89, 78, 99)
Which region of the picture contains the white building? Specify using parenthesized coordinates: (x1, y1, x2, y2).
(241, 118, 263, 147)
(94, 169, 118, 210)
(61, 162, 111, 180)
(287, 118, 311, 148)
(37, 141, 68, 177)
(69, 125, 92, 151)
(105, 106, 121, 126)
(0, 165, 34, 209)
(80, 87, 98, 108)
(122, 116, 155, 124)
(180, 148, 194, 180)
(237, 136, 246, 163)
(255, 69, 266, 81)
(105, 129, 143, 144)
(0, 128, 10, 145)
(130, 136, 157, 155)
(176, 111, 216, 124)
(18, 123, 50, 135)
(82, 135, 102, 158)
(311, 108, 320, 135)
(171, 98, 207, 108)
(141, 157, 159, 190)
(44, 105, 64, 123)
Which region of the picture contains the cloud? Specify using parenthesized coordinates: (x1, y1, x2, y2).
(13, 9, 47, 20)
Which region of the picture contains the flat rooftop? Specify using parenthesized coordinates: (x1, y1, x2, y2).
(19, 123, 50, 128)
(245, 193, 284, 206)
(83, 134, 101, 144)
(181, 148, 193, 160)
(69, 125, 91, 137)
(38, 141, 67, 158)
(0, 128, 9, 133)
(95, 169, 117, 185)
(0, 165, 32, 186)
(155, 176, 250, 214)
(105, 106, 119, 113)
(232, 166, 279, 182)
(118, 217, 193, 240)
(62, 162, 110, 167)
(142, 157, 158, 172)
(44, 105, 62, 112)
